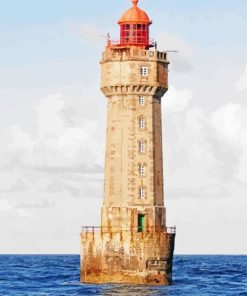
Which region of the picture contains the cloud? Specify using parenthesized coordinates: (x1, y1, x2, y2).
(156, 32, 194, 73)
(165, 86, 193, 113)
(0, 199, 32, 218)
(236, 65, 247, 91)
(0, 200, 15, 211)
(17, 200, 55, 210)
(0, 195, 55, 211)
(6, 94, 104, 171)
(164, 87, 247, 199)
(171, 54, 194, 73)
(44, 172, 103, 198)
(210, 103, 247, 183)
(210, 103, 245, 142)
(0, 173, 31, 193)
(0, 93, 105, 198)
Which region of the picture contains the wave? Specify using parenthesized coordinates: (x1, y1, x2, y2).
(0, 255, 246, 296)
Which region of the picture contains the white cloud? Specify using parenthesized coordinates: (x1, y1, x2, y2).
(156, 32, 194, 74)
(210, 103, 247, 183)
(0, 93, 105, 212)
(165, 86, 193, 113)
(164, 98, 247, 199)
(0, 199, 32, 218)
(17, 208, 32, 218)
(0, 200, 15, 211)
(210, 103, 242, 140)
(236, 65, 247, 91)
(7, 94, 104, 170)
(36, 94, 66, 138)
(209, 103, 247, 184)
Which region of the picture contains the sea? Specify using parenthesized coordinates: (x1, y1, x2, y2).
(0, 255, 246, 296)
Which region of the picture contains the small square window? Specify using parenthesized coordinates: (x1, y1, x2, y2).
(139, 188, 145, 199)
(139, 118, 145, 129)
(139, 141, 146, 153)
(139, 165, 145, 176)
(141, 66, 148, 76)
(139, 96, 145, 105)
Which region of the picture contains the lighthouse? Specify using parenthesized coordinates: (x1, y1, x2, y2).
(80, 0, 176, 285)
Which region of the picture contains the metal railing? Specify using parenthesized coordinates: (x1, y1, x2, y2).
(110, 38, 155, 46)
(102, 47, 168, 63)
(81, 226, 176, 234)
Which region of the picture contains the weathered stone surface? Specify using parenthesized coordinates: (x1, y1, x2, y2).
(81, 228, 175, 285)
(80, 47, 175, 286)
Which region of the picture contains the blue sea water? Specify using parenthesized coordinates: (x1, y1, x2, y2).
(0, 255, 246, 296)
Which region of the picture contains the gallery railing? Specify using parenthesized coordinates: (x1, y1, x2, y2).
(81, 226, 176, 235)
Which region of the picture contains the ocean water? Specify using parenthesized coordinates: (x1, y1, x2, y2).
(0, 255, 246, 296)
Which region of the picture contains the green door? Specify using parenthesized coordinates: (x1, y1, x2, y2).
(138, 214, 145, 232)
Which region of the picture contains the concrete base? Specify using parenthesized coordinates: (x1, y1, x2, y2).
(80, 228, 175, 286)
(80, 272, 172, 286)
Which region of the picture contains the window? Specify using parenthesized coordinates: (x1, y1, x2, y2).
(139, 118, 145, 129)
(139, 96, 145, 105)
(139, 164, 145, 176)
(139, 188, 145, 199)
(139, 141, 146, 153)
(141, 66, 148, 76)
(120, 23, 149, 45)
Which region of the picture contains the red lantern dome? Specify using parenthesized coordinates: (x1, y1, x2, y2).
(118, 0, 152, 48)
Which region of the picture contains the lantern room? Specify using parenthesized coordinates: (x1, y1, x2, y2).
(118, 0, 152, 48)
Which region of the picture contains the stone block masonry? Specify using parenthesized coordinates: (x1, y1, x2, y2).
(80, 0, 176, 286)
(81, 226, 175, 285)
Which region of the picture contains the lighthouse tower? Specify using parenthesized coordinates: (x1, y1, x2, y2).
(80, 0, 176, 285)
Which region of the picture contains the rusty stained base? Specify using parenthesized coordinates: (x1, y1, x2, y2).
(80, 231, 175, 286)
(80, 271, 172, 286)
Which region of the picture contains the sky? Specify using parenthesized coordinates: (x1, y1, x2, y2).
(0, 0, 246, 254)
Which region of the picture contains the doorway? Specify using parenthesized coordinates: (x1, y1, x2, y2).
(138, 214, 145, 232)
